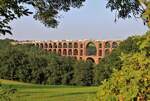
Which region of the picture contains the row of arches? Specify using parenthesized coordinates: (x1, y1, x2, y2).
(46, 49, 110, 56)
(86, 42, 112, 56)
(36, 42, 83, 49)
(99, 41, 118, 48)
(36, 41, 118, 49)
(48, 49, 82, 56)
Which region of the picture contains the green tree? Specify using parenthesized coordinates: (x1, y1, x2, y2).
(107, 0, 150, 27)
(96, 53, 150, 101)
(46, 55, 64, 85)
(96, 31, 150, 101)
(0, 39, 96, 86)
(73, 61, 94, 86)
(0, 0, 85, 35)
(59, 57, 75, 85)
(0, 0, 32, 35)
(46, 56, 75, 85)
(94, 35, 141, 85)
(0, 47, 29, 80)
(94, 50, 122, 85)
(1, 0, 150, 35)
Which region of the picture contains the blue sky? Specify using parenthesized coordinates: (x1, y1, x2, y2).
(1, 0, 148, 40)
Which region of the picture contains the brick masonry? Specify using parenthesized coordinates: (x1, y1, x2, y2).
(14, 40, 120, 64)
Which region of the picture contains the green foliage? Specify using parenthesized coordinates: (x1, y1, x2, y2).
(46, 56, 75, 85)
(96, 31, 150, 101)
(141, 1, 150, 27)
(107, 0, 150, 28)
(1, 0, 150, 35)
(73, 61, 94, 86)
(97, 53, 150, 101)
(94, 35, 140, 85)
(139, 31, 150, 56)
(0, 0, 32, 35)
(106, 0, 141, 19)
(0, 39, 95, 86)
(0, 0, 85, 35)
(94, 50, 122, 85)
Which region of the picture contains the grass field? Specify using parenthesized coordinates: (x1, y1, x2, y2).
(0, 79, 98, 101)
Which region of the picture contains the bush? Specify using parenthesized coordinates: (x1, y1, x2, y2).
(96, 31, 150, 101)
(96, 53, 150, 101)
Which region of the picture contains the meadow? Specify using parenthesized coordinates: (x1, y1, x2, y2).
(0, 79, 98, 101)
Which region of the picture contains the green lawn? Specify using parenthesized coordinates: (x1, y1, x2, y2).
(0, 79, 97, 101)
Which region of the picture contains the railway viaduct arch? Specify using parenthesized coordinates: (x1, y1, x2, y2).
(16, 40, 119, 64)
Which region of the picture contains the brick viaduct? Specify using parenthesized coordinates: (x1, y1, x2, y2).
(16, 40, 120, 64)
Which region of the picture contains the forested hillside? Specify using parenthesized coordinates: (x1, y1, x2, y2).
(0, 39, 95, 86)
(0, 34, 147, 87)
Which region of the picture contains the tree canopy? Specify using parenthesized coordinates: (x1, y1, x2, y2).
(0, 0, 150, 35)
(0, 0, 85, 35)
(96, 31, 150, 101)
(0, 39, 96, 86)
(107, 0, 150, 27)
(106, 0, 141, 19)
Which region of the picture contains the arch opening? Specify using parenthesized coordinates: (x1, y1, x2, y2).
(49, 43, 52, 48)
(80, 50, 83, 56)
(53, 43, 57, 48)
(44, 43, 48, 48)
(99, 42, 102, 48)
(112, 42, 118, 48)
(68, 49, 72, 55)
(74, 43, 78, 48)
(99, 49, 102, 56)
(49, 49, 52, 52)
(58, 49, 61, 55)
(58, 43, 62, 48)
(86, 42, 97, 56)
(40, 43, 44, 48)
(53, 49, 57, 53)
(63, 43, 67, 48)
(36, 43, 40, 48)
(80, 44, 83, 48)
(86, 57, 95, 63)
(69, 43, 72, 48)
(105, 42, 110, 48)
(74, 49, 78, 55)
(63, 49, 67, 55)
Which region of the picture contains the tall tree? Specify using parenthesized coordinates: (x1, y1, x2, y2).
(73, 61, 94, 86)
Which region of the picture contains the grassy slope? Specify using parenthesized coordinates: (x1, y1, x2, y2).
(0, 79, 97, 101)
